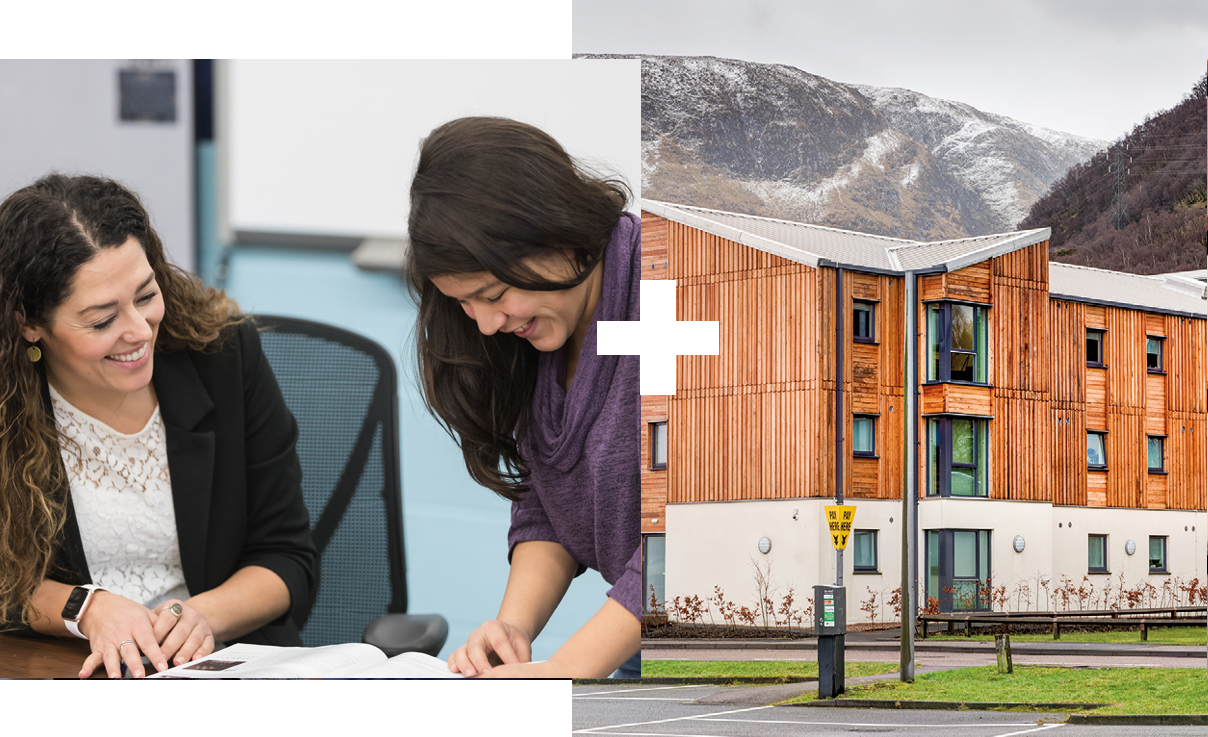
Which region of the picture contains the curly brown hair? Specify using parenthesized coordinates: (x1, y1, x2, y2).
(0, 173, 244, 629)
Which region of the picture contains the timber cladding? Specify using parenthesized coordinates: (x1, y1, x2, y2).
(641, 210, 1206, 516)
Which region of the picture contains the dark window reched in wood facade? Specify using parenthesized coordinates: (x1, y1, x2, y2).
(1086, 328, 1106, 367)
(853, 300, 875, 343)
(1146, 336, 1164, 372)
(1087, 431, 1107, 470)
(649, 421, 667, 470)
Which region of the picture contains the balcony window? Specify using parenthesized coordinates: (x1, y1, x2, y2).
(927, 417, 988, 497)
(926, 302, 988, 383)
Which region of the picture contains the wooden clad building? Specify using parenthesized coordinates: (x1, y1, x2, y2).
(640, 200, 1207, 620)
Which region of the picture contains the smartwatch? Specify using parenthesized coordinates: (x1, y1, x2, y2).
(61, 584, 106, 640)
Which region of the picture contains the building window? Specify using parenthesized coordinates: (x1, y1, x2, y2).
(927, 417, 988, 497)
(853, 300, 875, 343)
(853, 530, 878, 572)
(926, 303, 988, 383)
(642, 534, 666, 613)
(1088, 534, 1108, 573)
(1148, 536, 1167, 573)
(853, 415, 876, 457)
(1147, 436, 1165, 473)
(926, 529, 991, 612)
(1146, 337, 1163, 372)
(1087, 431, 1107, 470)
(649, 421, 667, 470)
(1086, 329, 1105, 367)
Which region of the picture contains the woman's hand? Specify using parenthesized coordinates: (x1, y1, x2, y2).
(151, 598, 216, 668)
(77, 592, 170, 679)
(448, 619, 533, 677)
(470, 659, 570, 679)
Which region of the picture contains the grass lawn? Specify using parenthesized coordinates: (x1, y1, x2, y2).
(924, 627, 1205, 646)
(784, 666, 1208, 715)
(641, 660, 898, 679)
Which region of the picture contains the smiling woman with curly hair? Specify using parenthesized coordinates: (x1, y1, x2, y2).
(0, 174, 315, 678)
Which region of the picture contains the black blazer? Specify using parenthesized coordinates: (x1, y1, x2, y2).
(35, 320, 317, 645)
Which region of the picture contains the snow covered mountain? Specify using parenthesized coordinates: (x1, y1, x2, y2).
(633, 55, 1105, 239)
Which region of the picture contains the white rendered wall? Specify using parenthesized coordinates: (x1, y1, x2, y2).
(0, 60, 194, 272)
(665, 498, 1206, 625)
(222, 59, 640, 240)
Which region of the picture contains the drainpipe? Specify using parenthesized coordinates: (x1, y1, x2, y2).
(835, 267, 844, 588)
(900, 271, 919, 682)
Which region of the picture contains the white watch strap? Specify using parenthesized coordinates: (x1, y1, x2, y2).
(64, 584, 105, 640)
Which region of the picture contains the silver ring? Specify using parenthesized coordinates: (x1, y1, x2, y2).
(164, 603, 183, 617)
(118, 639, 135, 650)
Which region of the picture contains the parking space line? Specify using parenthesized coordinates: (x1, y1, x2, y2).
(991, 725, 1065, 737)
(572, 705, 773, 733)
(575, 684, 714, 697)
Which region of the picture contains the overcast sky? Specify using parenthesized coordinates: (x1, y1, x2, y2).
(575, 0, 1208, 142)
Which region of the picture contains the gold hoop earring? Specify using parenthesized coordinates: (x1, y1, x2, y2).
(26, 345, 41, 363)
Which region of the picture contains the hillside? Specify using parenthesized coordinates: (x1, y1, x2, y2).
(619, 55, 1104, 240)
(1018, 75, 1207, 275)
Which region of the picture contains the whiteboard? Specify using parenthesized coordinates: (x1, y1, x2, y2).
(223, 59, 640, 241)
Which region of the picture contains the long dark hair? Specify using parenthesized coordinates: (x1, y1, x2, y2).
(0, 173, 243, 628)
(406, 117, 630, 500)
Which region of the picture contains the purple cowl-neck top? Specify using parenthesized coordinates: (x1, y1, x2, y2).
(509, 212, 641, 619)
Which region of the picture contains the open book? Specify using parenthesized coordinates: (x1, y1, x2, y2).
(147, 642, 462, 679)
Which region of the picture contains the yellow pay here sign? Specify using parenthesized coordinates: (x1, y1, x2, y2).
(825, 505, 857, 550)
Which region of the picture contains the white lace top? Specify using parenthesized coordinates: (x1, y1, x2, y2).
(50, 385, 189, 608)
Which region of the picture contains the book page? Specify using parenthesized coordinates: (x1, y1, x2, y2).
(348, 651, 463, 679)
(148, 642, 387, 679)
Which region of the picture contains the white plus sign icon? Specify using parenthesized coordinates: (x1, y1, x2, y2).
(598, 280, 720, 395)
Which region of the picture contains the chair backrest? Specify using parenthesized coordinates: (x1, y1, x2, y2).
(253, 315, 408, 647)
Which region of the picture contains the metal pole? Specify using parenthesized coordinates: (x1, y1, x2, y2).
(835, 267, 844, 587)
(900, 272, 917, 682)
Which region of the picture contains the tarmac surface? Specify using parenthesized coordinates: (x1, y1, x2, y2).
(577, 630, 1208, 734)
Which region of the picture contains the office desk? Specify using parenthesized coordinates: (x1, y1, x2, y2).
(0, 632, 99, 678)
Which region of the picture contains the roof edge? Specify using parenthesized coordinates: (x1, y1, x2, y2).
(642, 199, 823, 269)
(940, 228, 1051, 272)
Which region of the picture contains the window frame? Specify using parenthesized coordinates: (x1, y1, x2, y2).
(925, 301, 989, 385)
(852, 414, 877, 457)
(641, 533, 667, 614)
(1087, 534, 1109, 574)
(1087, 430, 1108, 471)
(852, 529, 879, 573)
(1146, 336, 1164, 374)
(926, 417, 989, 498)
(1147, 435, 1166, 474)
(925, 528, 992, 612)
(1086, 328, 1106, 368)
(852, 299, 877, 344)
(649, 421, 667, 471)
(1148, 535, 1167, 574)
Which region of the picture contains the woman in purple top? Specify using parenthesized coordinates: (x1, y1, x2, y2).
(406, 117, 641, 678)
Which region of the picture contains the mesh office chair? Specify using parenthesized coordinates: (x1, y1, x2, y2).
(255, 315, 448, 657)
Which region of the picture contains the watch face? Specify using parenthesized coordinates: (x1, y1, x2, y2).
(62, 587, 90, 619)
